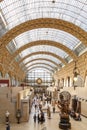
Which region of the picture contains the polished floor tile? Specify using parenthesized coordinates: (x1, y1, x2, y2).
(0, 104, 87, 130)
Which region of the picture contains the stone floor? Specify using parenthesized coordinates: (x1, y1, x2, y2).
(0, 104, 87, 130)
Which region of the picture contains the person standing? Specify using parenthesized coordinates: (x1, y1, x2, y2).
(37, 112, 40, 123)
(47, 105, 51, 119)
(33, 113, 36, 123)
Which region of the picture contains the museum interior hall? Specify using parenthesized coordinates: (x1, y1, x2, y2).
(0, 0, 87, 130)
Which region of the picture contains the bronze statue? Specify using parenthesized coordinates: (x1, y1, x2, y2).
(58, 91, 71, 129)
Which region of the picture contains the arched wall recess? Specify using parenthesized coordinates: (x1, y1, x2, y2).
(12, 40, 78, 60)
(0, 18, 87, 48)
(18, 51, 67, 65)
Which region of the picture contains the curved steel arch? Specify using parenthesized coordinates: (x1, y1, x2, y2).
(0, 18, 87, 48)
(27, 68, 52, 74)
(18, 51, 67, 65)
(13, 40, 77, 60)
(24, 62, 56, 71)
(21, 58, 59, 68)
(26, 66, 54, 73)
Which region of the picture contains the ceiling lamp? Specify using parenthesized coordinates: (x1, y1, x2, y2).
(73, 61, 79, 81)
(73, 61, 80, 89)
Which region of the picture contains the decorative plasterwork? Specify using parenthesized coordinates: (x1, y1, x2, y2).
(25, 62, 56, 71)
(12, 40, 77, 60)
(21, 58, 58, 68)
(26, 66, 54, 73)
(18, 51, 67, 65)
(0, 18, 87, 48)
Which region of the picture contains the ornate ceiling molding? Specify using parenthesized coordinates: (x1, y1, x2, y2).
(18, 51, 67, 65)
(13, 40, 77, 60)
(21, 58, 59, 68)
(0, 18, 87, 48)
(24, 62, 56, 71)
(26, 66, 54, 73)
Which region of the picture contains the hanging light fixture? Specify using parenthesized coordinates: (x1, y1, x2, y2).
(73, 61, 79, 81)
(73, 61, 80, 89)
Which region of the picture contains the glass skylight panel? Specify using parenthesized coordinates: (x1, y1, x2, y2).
(65, 56, 72, 63)
(27, 68, 54, 73)
(74, 43, 87, 56)
(20, 45, 67, 59)
(80, 23, 87, 31)
(0, 16, 7, 37)
(27, 70, 52, 80)
(0, 0, 87, 31)
(12, 28, 80, 52)
(27, 68, 53, 74)
(25, 60, 57, 68)
(22, 54, 61, 65)
(28, 68, 50, 73)
(6, 41, 17, 54)
(26, 64, 54, 71)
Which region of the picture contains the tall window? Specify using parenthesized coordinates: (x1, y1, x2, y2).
(26, 69, 53, 87)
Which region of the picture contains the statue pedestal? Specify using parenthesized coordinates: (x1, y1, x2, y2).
(59, 114, 71, 129)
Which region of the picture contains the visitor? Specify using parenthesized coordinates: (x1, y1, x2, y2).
(33, 113, 36, 123)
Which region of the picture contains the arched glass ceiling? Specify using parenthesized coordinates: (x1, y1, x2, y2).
(26, 65, 54, 72)
(7, 28, 80, 54)
(27, 68, 52, 75)
(25, 64, 54, 70)
(24, 63, 56, 72)
(28, 69, 51, 74)
(0, 17, 7, 37)
(28, 69, 52, 78)
(25, 60, 57, 68)
(27, 69, 53, 86)
(0, 0, 87, 31)
(19, 45, 68, 60)
(20, 54, 61, 65)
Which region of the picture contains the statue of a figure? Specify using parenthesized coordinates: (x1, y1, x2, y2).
(58, 91, 71, 129)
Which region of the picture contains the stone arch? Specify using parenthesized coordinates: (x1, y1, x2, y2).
(18, 51, 67, 65)
(13, 40, 77, 60)
(21, 58, 59, 68)
(25, 62, 56, 71)
(0, 18, 87, 48)
(26, 66, 54, 73)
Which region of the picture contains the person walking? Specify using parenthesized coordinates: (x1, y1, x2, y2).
(33, 113, 36, 123)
